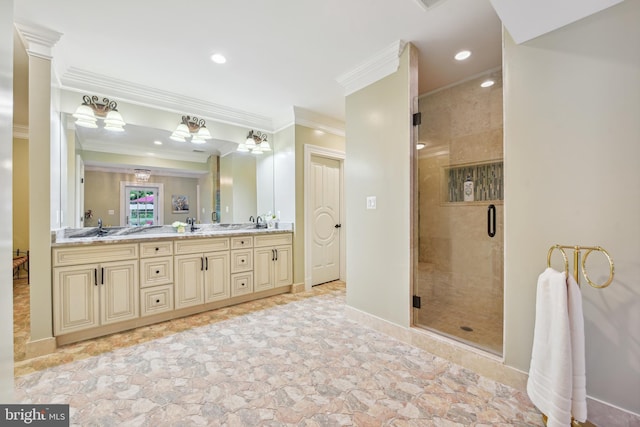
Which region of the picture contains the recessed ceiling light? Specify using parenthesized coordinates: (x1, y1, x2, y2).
(211, 53, 226, 64)
(481, 80, 495, 88)
(454, 50, 471, 61)
(154, 140, 163, 145)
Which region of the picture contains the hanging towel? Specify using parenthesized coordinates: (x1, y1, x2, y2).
(567, 272, 587, 422)
(527, 267, 587, 427)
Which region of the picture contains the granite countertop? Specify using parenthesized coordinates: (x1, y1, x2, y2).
(52, 223, 293, 247)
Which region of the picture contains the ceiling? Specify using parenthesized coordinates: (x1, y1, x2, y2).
(14, 0, 503, 132)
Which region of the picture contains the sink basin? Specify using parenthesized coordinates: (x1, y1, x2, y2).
(67, 226, 125, 238)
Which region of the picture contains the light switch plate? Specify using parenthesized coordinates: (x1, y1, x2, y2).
(366, 196, 377, 209)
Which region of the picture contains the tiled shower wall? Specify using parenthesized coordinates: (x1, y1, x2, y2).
(416, 70, 504, 353)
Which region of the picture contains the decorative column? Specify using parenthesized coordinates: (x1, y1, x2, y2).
(15, 21, 62, 358)
(0, 0, 15, 403)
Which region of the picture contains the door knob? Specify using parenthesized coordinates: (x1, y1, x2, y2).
(334, 224, 342, 228)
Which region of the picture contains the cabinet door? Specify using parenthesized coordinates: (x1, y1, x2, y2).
(174, 254, 205, 309)
(254, 247, 275, 292)
(100, 260, 139, 325)
(274, 245, 293, 288)
(204, 251, 230, 302)
(53, 264, 100, 335)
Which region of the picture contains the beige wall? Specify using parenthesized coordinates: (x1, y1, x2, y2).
(294, 124, 345, 285)
(84, 170, 200, 226)
(219, 153, 257, 224)
(197, 155, 217, 224)
(503, 0, 640, 414)
(345, 44, 417, 326)
(13, 138, 29, 251)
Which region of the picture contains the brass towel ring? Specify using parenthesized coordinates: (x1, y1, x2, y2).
(547, 245, 569, 274)
(582, 247, 615, 289)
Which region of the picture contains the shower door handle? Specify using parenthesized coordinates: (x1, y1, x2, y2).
(487, 204, 496, 238)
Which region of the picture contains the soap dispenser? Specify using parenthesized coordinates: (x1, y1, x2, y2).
(463, 174, 474, 202)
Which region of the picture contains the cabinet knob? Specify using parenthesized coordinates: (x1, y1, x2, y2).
(155, 270, 160, 274)
(155, 299, 160, 303)
(241, 241, 244, 245)
(155, 247, 159, 251)
(241, 259, 245, 263)
(241, 283, 245, 287)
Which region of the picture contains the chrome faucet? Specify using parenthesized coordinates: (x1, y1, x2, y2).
(255, 216, 265, 229)
(97, 218, 105, 236)
(249, 215, 255, 223)
(187, 217, 197, 232)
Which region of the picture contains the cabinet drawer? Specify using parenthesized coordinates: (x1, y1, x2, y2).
(231, 272, 253, 297)
(140, 241, 173, 258)
(254, 233, 292, 248)
(53, 244, 138, 267)
(140, 256, 173, 287)
(174, 238, 229, 255)
(230, 249, 253, 273)
(140, 285, 174, 316)
(231, 236, 253, 249)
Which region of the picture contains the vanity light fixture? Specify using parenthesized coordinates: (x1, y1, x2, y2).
(134, 169, 151, 182)
(72, 95, 126, 131)
(170, 115, 212, 144)
(237, 130, 270, 154)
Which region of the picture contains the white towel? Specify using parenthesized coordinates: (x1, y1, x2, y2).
(567, 272, 587, 422)
(527, 267, 587, 427)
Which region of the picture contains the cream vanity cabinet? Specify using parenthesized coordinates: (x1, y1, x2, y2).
(254, 234, 293, 292)
(52, 244, 139, 335)
(174, 237, 231, 309)
(230, 236, 254, 297)
(139, 241, 174, 316)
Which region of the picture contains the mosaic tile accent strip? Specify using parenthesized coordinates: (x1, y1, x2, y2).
(447, 161, 503, 203)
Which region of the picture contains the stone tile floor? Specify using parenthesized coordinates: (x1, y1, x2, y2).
(14, 279, 545, 426)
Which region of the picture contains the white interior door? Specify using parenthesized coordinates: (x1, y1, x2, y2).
(310, 156, 341, 286)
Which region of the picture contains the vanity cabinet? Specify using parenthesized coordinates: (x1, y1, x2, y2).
(139, 241, 174, 317)
(174, 237, 230, 309)
(52, 244, 139, 335)
(254, 234, 293, 292)
(52, 231, 293, 344)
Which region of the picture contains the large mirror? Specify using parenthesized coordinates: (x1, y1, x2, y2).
(58, 99, 275, 229)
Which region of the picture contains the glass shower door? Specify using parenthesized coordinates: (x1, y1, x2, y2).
(413, 70, 504, 355)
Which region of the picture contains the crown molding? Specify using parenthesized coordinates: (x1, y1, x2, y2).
(81, 141, 211, 164)
(13, 124, 29, 140)
(14, 21, 62, 60)
(336, 40, 407, 96)
(60, 68, 275, 131)
(293, 106, 345, 137)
